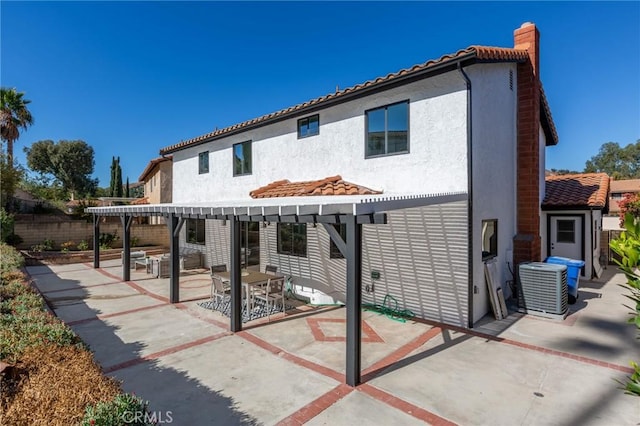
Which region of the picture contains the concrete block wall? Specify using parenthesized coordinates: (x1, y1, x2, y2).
(14, 221, 169, 250)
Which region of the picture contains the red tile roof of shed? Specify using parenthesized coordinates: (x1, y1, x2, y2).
(250, 175, 382, 198)
(542, 173, 609, 209)
(160, 45, 558, 155)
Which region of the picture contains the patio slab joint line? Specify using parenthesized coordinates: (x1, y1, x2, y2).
(103, 331, 232, 374)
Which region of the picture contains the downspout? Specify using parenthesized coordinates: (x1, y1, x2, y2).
(457, 62, 474, 328)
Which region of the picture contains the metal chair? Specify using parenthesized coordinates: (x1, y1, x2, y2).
(211, 275, 231, 302)
(254, 277, 285, 321)
(210, 264, 227, 274)
(265, 264, 278, 274)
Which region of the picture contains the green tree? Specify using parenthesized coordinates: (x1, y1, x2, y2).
(125, 177, 130, 198)
(584, 140, 640, 179)
(0, 87, 34, 166)
(0, 153, 25, 210)
(115, 160, 123, 197)
(109, 156, 123, 197)
(25, 139, 98, 199)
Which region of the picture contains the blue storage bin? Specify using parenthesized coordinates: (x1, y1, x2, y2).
(545, 256, 585, 304)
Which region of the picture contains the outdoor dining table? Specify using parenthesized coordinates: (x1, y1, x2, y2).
(216, 270, 280, 311)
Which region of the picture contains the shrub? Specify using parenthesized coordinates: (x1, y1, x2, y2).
(618, 192, 640, 227)
(0, 243, 24, 275)
(61, 240, 75, 253)
(72, 199, 98, 222)
(4, 233, 22, 247)
(99, 231, 118, 249)
(609, 212, 640, 396)
(77, 240, 90, 251)
(0, 208, 15, 243)
(81, 393, 154, 426)
(42, 238, 55, 251)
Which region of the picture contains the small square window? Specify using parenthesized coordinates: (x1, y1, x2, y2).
(298, 115, 319, 138)
(233, 141, 252, 176)
(482, 219, 498, 260)
(556, 220, 575, 243)
(198, 151, 209, 174)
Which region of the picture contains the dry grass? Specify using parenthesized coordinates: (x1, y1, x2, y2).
(0, 344, 121, 425)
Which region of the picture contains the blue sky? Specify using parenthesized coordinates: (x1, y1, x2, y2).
(2, 1, 639, 187)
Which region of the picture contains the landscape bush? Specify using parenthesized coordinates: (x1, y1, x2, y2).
(0, 241, 151, 424)
(0, 242, 24, 274)
(609, 212, 640, 396)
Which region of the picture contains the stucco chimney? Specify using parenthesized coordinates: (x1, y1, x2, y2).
(513, 22, 542, 265)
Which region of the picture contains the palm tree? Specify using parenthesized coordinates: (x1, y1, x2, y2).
(1, 87, 34, 166)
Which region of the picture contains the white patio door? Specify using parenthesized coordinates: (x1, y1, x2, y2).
(549, 216, 582, 260)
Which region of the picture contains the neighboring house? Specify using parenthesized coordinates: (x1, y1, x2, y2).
(603, 178, 640, 230)
(90, 23, 558, 328)
(137, 156, 173, 224)
(541, 173, 609, 279)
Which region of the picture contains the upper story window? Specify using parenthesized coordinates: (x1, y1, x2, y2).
(198, 151, 209, 174)
(365, 101, 409, 158)
(277, 223, 307, 257)
(233, 141, 252, 176)
(298, 115, 319, 138)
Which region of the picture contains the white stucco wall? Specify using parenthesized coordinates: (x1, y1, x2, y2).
(467, 63, 518, 323)
(171, 71, 468, 202)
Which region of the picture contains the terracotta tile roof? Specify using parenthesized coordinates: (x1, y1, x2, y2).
(610, 179, 640, 194)
(161, 45, 557, 154)
(130, 197, 150, 205)
(138, 156, 172, 182)
(542, 173, 609, 209)
(250, 175, 382, 198)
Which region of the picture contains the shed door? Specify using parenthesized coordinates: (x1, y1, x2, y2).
(550, 216, 582, 260)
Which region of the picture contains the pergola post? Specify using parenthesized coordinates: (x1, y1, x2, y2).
(167, 215, 183, 303)
(93, 214, 100, 268)
(121, 214, 133, 281)
(345, 214, 363, 386)
(229, 216, 242, 332)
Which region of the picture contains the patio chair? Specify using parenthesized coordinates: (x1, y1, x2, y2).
(211, 274, 231, 302)
(265, 264, 278, 274)
(254, 277, 285, 321)
(210, 264, 227, 275)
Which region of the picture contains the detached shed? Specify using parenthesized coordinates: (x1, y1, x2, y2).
(541, 173, 609, 279)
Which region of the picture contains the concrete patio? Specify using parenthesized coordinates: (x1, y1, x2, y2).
(26, 260, 639, 425)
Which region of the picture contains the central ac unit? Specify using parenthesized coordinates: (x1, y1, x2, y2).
(517, 262, 568, 320)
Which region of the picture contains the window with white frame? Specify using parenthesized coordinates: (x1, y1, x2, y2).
(365, 101, 409, 157)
